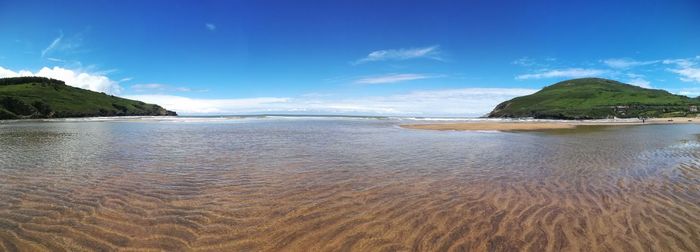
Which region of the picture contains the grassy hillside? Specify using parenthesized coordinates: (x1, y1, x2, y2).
(0, 77, 176, 119)
(488, 78, 700, 119)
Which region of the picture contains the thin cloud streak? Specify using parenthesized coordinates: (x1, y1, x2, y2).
(664, 56, 700, 83)
(516, 68, 607, 80)
(353, 45, 441, 65)
(41, 31, 64, 57)
(131, 83, 198, 92)
(602, 58, 659, 69)
(132, 83, 167, 90)
(354, 73, 438, 84)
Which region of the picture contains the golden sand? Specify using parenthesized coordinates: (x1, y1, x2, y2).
(1, 121, 699, 251)
(1, 165, 698, 251)
(402, 117, 700, 131)
(402, 122, 577, 131)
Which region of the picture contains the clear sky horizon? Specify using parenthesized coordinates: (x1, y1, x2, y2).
(1, 0, 699, 116)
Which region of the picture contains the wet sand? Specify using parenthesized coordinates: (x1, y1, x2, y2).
(402, 122, 577, 131)
(402, 117, 700, 131)
(2, 160, 699, 251)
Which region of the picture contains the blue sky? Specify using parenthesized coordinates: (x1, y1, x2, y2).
(1, 0, 699, 116)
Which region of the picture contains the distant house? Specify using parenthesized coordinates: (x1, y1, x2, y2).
(611, 105, 629, 114)
(690, 105, 698, 112)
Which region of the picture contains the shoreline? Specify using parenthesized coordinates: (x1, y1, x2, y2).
(401, 117, 700, 131)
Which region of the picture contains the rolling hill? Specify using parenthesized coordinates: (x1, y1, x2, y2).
(0, 77, 176, 120)
(488, 78, 699, 119)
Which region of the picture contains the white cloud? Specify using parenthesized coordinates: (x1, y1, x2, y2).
(0, 66, 122, 94)
(627, 78, 652, 88)
(662, 58, 694, 68)
(670, 67, 700, 82)
(602, 58, 658, 69)
(205, 23, 216, 31)
(40, 31, 86, 58)
(0, 67, 31, 77)
(127, 88, 536, 116)
(41, 32, 64, 57)
(132, 83, 166, 90)
(130, 83, 197, 92)
(622, 73, 652, 88)
(46, 57, 65, 62)
(663, 57, 700, 83)
(511, 57, 556, 68)
(354, 73, 438, 84)
(676, 87, 700, 97)
(516, 68, 606, 80)
(354, 45, 441, 64)
(125, 95, 289, 114)
(512, 57, 536, 66)
(660, 57, 700, 82)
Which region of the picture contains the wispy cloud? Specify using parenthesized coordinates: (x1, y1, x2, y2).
(598, 56, 700, 84)
(511, 57, 557, 68)
(41, 31, 64, 57)
(675, 87, 700, 97)
(0, 66, 122, 94)
(627, 78, 652, 88)
(621, 73, 652, 88)
(205, 23, 216, 31)
(663, 56, 700, 83)
(602, 58, 659, 69)
(40, 30, 89, 58)
(516, 68, 607, 80)
(127, 87, 536, 116)
(354, 73, 439, 84)
(132, 83, 167, 90)
(663, 58, 694, 68)
(511, 57, 536, 67)
(670, 67, 700, 83)
(353, 45, 441, 65)
(131, 83, 199, 93)
(46, 57, 65, 62)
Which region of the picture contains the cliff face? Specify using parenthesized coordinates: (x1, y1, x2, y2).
(488, 78, 699, 119)
(0, 77, 177, 120)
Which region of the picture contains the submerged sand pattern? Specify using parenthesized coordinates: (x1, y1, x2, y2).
(0, 120, 699, 251)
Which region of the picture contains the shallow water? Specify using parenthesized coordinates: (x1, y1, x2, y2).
(0, 117, 699, 251)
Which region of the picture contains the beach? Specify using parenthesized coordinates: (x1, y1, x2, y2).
(1, 117, 699, 251)
(401, 117, 700, 131)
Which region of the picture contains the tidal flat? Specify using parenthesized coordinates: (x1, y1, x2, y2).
(0, 117, 698, 251)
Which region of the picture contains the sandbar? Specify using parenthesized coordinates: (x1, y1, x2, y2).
(401, 117, 700, 131)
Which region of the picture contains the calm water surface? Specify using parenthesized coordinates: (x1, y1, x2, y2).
(0, 117, 699, 251)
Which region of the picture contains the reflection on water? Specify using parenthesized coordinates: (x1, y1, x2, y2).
(0, 118, 699, 251)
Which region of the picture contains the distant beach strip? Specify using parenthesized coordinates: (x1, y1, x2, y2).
(401, 117, 700, 131)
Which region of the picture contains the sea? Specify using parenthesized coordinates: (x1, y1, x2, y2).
(0, 115, 698, 251)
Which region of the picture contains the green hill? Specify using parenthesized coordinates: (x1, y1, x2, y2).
(0, 77, 176, 120)
(488, 78, 700, 119)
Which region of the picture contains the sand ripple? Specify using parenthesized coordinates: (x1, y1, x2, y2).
(0, 121, 699, 251)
